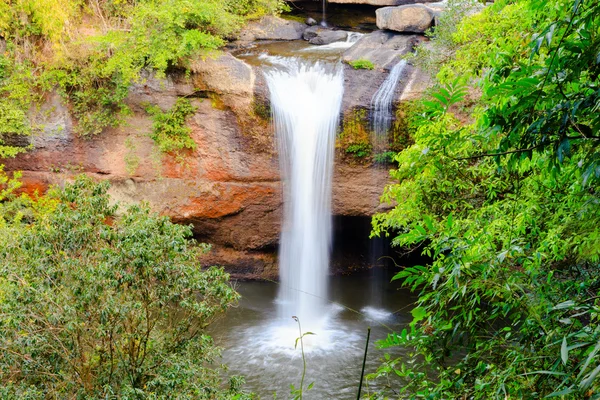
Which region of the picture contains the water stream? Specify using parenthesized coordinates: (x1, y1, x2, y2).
(211, 30, 415, 399)
(370, 59, 407, 150)
(266, 59, 344, 333)
(210, 274, 414, 399)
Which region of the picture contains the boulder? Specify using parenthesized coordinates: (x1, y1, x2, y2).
(303, 27, 348, 45)
(306, 17, 318, 26)
(376, 4, 435, 33)
(343, 30, 420, 70)
(303, 25, 321, 41)
(238, 16, 307, 41)
(189, 52, 255, 115)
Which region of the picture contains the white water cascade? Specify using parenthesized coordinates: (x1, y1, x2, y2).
(370, 59, 407, 148)
(266, 60, 344, 332)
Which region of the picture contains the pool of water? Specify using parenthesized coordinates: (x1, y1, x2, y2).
(209, 270, 416, 399)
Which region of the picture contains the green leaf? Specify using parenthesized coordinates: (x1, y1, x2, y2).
(561, 337, 568, 365)
(553, 300, 575, 310)
(579, 364, 600, 390)
(411, 307, 427, 323)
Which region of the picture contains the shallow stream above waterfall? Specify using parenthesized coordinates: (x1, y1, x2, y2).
(233, 33, 364, 66)
(209, 270, 416, 399)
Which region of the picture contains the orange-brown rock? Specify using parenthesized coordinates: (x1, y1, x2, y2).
(3, 55, 396, 278)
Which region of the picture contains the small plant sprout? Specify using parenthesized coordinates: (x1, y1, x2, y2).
(290, 316, 315, 400)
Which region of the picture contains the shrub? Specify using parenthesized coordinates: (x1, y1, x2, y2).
(148, 98, 198, 154)
(348, 59, 375, 70)
(0, 176, 244, 399)
(0, 0, 287, 138)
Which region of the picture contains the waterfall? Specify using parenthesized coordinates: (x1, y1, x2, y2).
(321, 0, 327, 27)
(265, 60, 344, 331)
(370, 59, 407, 149)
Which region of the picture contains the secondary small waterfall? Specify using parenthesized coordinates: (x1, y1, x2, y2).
(266, 60, 344, 331)
(370, 59, 407, 149)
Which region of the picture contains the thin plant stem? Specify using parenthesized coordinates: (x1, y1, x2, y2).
(357, 327, 371, 400)
(293, 316, 307, 399)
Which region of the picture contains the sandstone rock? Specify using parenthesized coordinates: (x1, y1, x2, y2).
(343, 30, 420, 70)
(302, 25, 321, 41)
(303, 26, 348, 45)
(306, 17, 318, 26)
(190, 53, 253, 97)
(238, 16, 307, 41)
(3, 57, 399, 279)
(376, 4, 435, 33)
(190, 52, 255, 115)
(329, 0, 438, 4)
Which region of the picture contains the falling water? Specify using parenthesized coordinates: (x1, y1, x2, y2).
(321, 0, 328, 27)
(266, 60, 344, 332)
(370, 59, 407, 149)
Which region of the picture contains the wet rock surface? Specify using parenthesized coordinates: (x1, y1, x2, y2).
(303, 26, 349, 45)
(343, 30, 421, 69)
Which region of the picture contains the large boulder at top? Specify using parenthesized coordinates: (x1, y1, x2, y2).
(343, 30, 421, 70)
(376, 4, 435, 33)
(190, 53, 253, 97)
(189, 52, 255, 115)
(303, 26, 348, 45)
(329, 0, 438, 4)
(238, 16, 307, 41)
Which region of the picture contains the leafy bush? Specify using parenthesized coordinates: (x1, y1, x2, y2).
(337, 108, 373, 160)
(346, 143, 372, 158)
(372, 151, 396, 164)
(0, 176, 245, 399)
(0, 0, 286, 138)
(368, 0, 600, 398)
(148, 98, 198, 154)
(349, 59, 375, 70)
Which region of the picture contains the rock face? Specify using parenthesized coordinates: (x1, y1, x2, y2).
(376, 4, 435, 33)
(238, 16, 307, 41)
(303, 26, 348, 45)
(343, 30, 421, 70)
(3, 52, 395, 279)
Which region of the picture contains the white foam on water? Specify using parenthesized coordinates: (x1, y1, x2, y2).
(370, 59, 407, 147)
(361, 306, 394, 322)
(301, 32, 364, 52)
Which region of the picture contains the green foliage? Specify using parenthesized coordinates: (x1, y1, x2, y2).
(372, 151, 396, 164)
(346, 143, 372, 158)
(389, 101, 420, 153)
(369, 0, 600, 397)
(0, 54, 34, 158)
(0, 176, 246, 399)
(348, 59, 375, 70)
(148, 98, 198, 154)
(0, 0, 285, 139)
(484, 0, 600, 185)
(225, 0, 290, 19)
(338, 108, 373, 160)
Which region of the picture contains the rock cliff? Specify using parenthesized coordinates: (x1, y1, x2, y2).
(4, 52, 402, 279)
